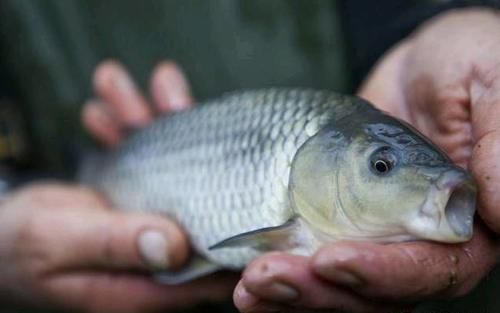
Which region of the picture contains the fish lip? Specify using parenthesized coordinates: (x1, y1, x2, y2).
(442, 172, 476, 240)
(421, 168, 476, 241)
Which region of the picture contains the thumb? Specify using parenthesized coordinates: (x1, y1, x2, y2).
(40, 208, 190, 271)
(470, 73, 500, 233)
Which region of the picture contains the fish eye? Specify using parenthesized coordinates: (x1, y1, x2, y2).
(373, 159, 391, 173)
(370, 147, 397, 176)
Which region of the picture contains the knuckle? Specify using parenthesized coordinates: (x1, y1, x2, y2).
(393, 246, 455, 296)
(96, 216, 137, 268)
(96, 225, 122, 267)
(14, 212, 53, 275)
(471, 61, 500, 91)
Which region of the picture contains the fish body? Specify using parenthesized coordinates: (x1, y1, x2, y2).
(83, 89, 476, 276)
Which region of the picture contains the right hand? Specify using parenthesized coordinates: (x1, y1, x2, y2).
(234, 10, 500, 312)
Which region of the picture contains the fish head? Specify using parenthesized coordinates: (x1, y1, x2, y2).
(290, 102, 476, 243)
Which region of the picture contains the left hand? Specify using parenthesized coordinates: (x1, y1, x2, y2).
(234, 8, 500, 313)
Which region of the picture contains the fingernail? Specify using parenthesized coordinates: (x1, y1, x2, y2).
(138, 230, 169, 269)
(314, 246, 363, 287)
(267, 282, 299, 302)
(332, 270, 363, 287)
(328, 245, 360, 262)
(235, 284, 287, 313)
(316, 262, 363, 287)
(112, 68, 135, 93)
(160, 66, 191, 111)
(168, 90, 191, 112)
(314, 246, 358, 273)
(234, 283, 257, 309)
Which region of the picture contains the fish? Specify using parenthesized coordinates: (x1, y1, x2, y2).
(81, 88, 477, 284)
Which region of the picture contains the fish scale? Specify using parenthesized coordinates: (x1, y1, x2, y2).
(86, 89, 353, 267)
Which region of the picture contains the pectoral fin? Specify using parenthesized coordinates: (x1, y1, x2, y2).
(154, 254, 221, 285)
(209, 218, 299, 251)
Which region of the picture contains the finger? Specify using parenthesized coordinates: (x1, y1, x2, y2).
(397, 9, 500, 168)
(238, 252, 393, 313)
(357, 40, 412, 122)
(72, 211, 188, 270)
(235, 282, 362, 313)
(23, 198, 189, 271)
(93, 60, 153, 128)
(234, 280, 290, 313)
(470, 72, 500, 232)
(81, 99, 123, 146)
(235, 281, 295, 313)
(312, 224, 498, 302)
(45, 271, 236, 313)
(471, 131, 500, 232)
(404, 83, 474, 168)
(150, 61, 193, 113)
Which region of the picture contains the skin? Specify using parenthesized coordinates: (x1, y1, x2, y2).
(234, 8, 500, 312)
(0, 61, 235, 313)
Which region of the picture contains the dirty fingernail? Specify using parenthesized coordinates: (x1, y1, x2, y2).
(267, 282, 299, 302)
(138, 230, 169, 269)
(235, 283, 257, 308)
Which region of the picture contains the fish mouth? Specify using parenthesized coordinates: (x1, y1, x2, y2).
(416, 168, 476, 242)
(443, 173, 476, 240)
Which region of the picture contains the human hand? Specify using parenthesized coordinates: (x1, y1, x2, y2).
(0, 183, 235, 312)
(234, 8, 500, 313)
(359, 8, 500, 232)
(82, 60, 193, 146)
(0, 61, 235, 313)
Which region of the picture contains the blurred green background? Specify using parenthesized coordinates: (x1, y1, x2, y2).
(0, 0, 350, 173)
